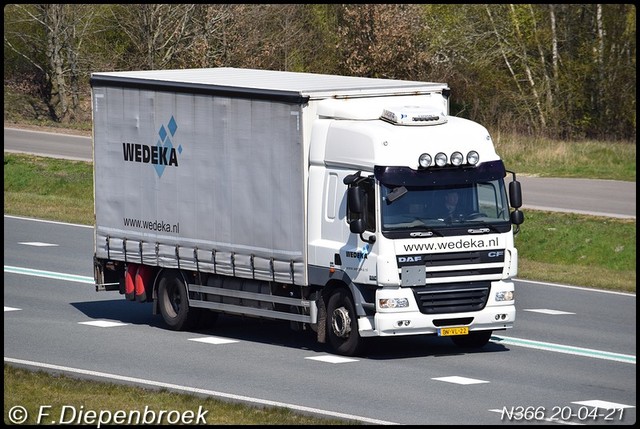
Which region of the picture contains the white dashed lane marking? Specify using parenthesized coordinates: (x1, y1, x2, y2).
(18, 242, 59, 247)
(572, 400, 635, 410)
(305, 355, 359, 364)
(524, 308, 576, 315)
(432, 376, 489, 385)
(78, 320, 129, 328)
(189, 336, 239, 345)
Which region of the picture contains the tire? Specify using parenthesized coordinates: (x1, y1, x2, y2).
(326, 289, 363, 356)
(157, 271, 197, 330)
(450, 330, 492, 348)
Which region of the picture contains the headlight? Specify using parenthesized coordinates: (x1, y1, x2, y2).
(495, 290, 514, 302)
(379, 298, 410, 308)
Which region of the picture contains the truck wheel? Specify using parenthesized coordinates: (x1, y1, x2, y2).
(326, 289, 362, 356)
(158, 271, 195, 330)
(451, 330, 492, 348)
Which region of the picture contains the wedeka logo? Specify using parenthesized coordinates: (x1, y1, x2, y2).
(122, 116, 182, 177)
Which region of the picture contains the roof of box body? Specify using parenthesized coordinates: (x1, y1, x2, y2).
(90, 67, 449, 104)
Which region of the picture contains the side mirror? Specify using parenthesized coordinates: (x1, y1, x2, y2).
(348, 186, 366, 234)
(349, 218, 366, 234)
(346, 184, 375, 243)
(510, 209, 525, 226)
(347, 186, 364, 214)
(509, 180, 522, 209)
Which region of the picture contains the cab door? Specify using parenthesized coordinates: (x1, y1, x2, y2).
(342, 175, 378, 285)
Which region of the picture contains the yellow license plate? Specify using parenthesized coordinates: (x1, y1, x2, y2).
(438, 326, 469, 336)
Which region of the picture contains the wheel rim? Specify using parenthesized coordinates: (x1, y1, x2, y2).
(331, 307, 352, 338)
(163, 281, 181, 318)
(171, 284, 182, 313)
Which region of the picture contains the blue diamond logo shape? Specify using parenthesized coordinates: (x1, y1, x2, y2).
(168, 116, 178, 136)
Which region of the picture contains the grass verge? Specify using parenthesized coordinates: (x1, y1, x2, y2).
(4, 365, 354, 425)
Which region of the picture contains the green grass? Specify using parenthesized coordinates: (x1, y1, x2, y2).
(493, 133, 636, 181)
(515, 211, 635, 292)
(4, 365, 355, 425)
(3, 155, 94, 225)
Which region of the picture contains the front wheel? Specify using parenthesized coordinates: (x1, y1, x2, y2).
(326, 289, 363, 356)
(450, 330, 492, 348)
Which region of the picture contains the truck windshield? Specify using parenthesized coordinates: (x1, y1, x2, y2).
(375, 161, 511, 234)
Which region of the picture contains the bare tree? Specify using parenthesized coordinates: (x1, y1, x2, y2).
(4, 4, 97, 122)
(4, 4, 635, 140)
(336, 4, 431, 79)
(111, 4, 192, 70)
(549, 5, 560, 106)
(213, 4, 311, 71)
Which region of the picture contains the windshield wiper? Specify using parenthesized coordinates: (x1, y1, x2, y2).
(384, 218, 444, 236)
(466, 223, 501, 234)
(407, 228, 443, 237)
(401, 222, 444, 237)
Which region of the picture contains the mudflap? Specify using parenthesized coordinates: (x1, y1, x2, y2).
(94, 256, 123, 292)
(316, 294, 326, 344)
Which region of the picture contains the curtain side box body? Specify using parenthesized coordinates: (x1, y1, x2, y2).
(92, 84, 306, 284)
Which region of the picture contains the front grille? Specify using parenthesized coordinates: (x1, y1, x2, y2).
(412, 281, 490, 314)
(426, 267, 502, 278)
(397, 249, 506, 281)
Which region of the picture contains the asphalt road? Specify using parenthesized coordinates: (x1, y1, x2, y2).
(516, 176, 635, 219)
(4, 127, 636, 219)
(4, 216, 636, 425)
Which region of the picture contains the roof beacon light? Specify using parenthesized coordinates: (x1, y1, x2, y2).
(381, 106, 448, 126)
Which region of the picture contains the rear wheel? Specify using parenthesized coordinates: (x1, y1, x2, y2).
(158, 271, 198, 330)
(450, 330, 492, 348)
(326, 289, 363, 356)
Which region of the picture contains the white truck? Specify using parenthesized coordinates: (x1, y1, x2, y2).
(91, 68, 524, 356)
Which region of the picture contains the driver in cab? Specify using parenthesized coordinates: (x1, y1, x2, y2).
(437, 190, 463, 220)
